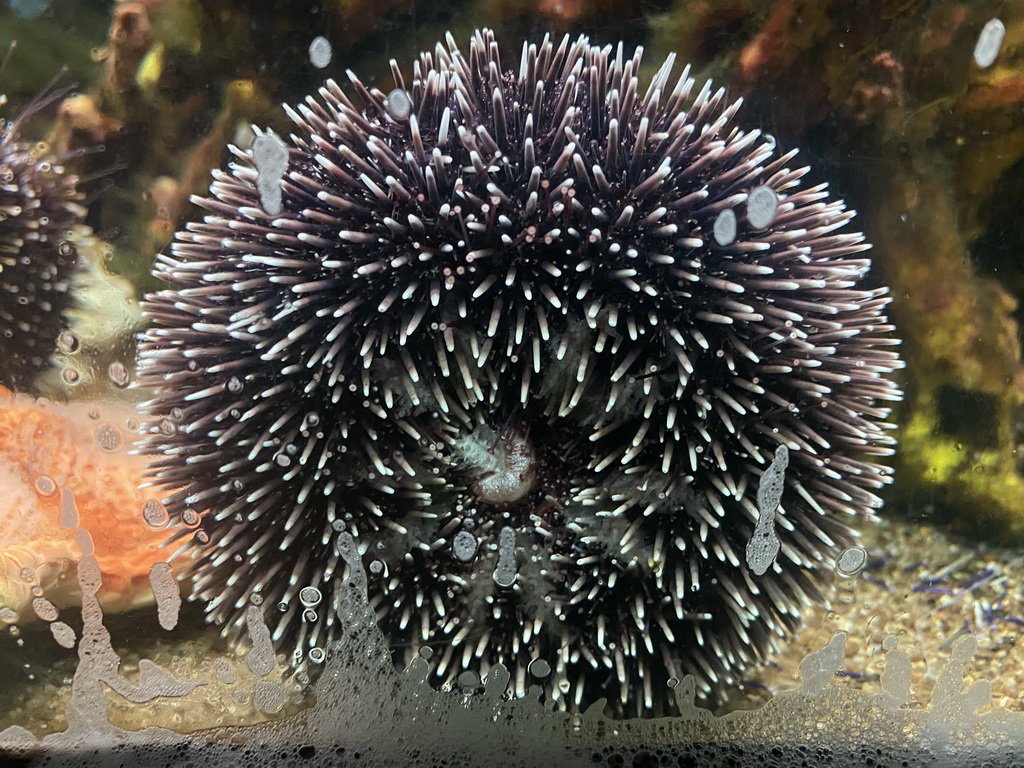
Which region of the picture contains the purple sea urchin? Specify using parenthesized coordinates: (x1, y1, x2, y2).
(0, 89, 84, 392)
(138, 29, 902, 716)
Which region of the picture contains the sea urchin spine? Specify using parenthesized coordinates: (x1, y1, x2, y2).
(139, 29, 903, 716)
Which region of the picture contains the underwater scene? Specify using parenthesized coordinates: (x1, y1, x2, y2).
(1, 0, 1024, 765)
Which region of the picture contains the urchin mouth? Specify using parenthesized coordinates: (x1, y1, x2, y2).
(456, 423, 537, 506)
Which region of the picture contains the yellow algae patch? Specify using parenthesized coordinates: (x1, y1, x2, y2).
(0, 387, 177, 627)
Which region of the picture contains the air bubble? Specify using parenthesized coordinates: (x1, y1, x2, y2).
(308, 36, 332, 69)
(712, 208, 737, 246)
(142, 499, 170, 528)
(835, 546, 868, 577)
(384, 88, 413, 121)
(746, 186, 779, 229)
(298, 586, 322, 607)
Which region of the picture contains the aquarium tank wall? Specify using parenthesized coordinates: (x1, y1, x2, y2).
(1, 1, 1023, 766)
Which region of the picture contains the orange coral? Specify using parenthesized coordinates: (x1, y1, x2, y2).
(0, 387, 177, 627)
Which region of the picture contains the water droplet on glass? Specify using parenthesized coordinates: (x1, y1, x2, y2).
(298, 586, 322, 607)
(50, 621, 76, 649)
(107, 360, 130, 387)
(227, 376, 243, 394)
(308, 35, 332, 69)
(458, 670, 481, 690)
(492, 526, 518, 587)
(61, 367, 80, 385)
(302, 609, 317, 623)
(57, 331, 79, 354)
(275, 452, 292, 468)
(713, 208, 737, 246)
(31, 597, 57, 622)
(308, 646, 326, 664)
(95, 423, 124, 453)
(835, 546, 869, 577)
(384, 88, 413, 121)
(34, 475, 57, 497)
(142, 499, 169, 528)
(974, 18, 1005, 68)
(253, 680, 287, 714)
(453, 530, 478, 562)
(181, 509, 200, 528)
(253, 133, 289, 216)
(746, 185, 779, 229)
(528, 658, 551, 679)
(249, 593, 264, 606)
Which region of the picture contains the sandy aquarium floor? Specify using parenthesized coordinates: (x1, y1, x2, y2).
(0, 513, 1021, 738)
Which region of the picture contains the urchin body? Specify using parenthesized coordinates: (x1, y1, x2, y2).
(139, 30, 902, 715)
(0, 94, 83, 392)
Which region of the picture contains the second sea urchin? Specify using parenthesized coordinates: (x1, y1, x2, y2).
(0, 88, 84, 392)
(139, 30, 902, 715)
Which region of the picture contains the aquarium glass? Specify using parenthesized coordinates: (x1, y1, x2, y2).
(0, 1, 1023, 766)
